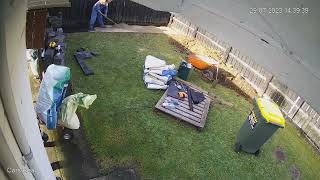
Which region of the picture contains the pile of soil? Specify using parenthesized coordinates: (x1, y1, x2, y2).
(169, 38, 191, 54)
(169, 36, 222, 61)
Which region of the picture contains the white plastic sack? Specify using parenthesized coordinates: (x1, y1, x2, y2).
(144, 69, 163, 75)
(144, 74, 166, 86)
(148, 72, 169, 82)
(144, 64, 175, 74)
(35, 64, 70, 126)
(148, 64, 175, 71)
(26, 49, 39, 77)
(60, 93, 97, 129)
(67, 114, 80, 130)
(147, 84, 168, 90)
(144, 55, 166, 68)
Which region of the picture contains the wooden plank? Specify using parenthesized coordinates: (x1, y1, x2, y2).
(26, 9, 47, 49)
(176, 98, 205, 108)
(156, 104, 202, 126)
(200, 99, 211, 127)
(235, 53, 242, 72)
(241, 56, 248, 77)
(229, 53, 266, 81)
(248, 59, 256, 82)
(74, 56, 94, 76)
(243, 56, 250, 77)
(228, 48, 236, 66)
(244, 57, 251, 78)
(175, 105, 202, 119)
(251, 62, 260, 86)
(196, 31, 226, 51)
(228, 57, 235, 66)
(166, 97, 203, 114)
(175, 78, 209, 95)
(166, 96, 204, 111)
(222, 46, 232, 63)
(161, 91, 205, 111)
(163, 106, 201, 122)
(245, 60, 252, 80)
(238, 54, 245, 75)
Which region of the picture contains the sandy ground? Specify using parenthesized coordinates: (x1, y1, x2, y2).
(94, 24, 221, 59)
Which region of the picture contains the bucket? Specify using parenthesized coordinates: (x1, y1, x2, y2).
(177, 60, 192, 80)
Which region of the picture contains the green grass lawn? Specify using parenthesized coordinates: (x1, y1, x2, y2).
(66, 32, 320, 179)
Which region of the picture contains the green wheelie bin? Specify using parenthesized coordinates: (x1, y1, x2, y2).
(234, 97, 285, 155)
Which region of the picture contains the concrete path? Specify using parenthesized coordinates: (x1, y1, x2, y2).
(94, 24, 178, 35)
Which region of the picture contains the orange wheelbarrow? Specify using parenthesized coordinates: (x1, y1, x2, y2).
(188, 54, 219, 80)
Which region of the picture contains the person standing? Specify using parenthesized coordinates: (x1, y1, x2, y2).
(89, 0, 113, 32)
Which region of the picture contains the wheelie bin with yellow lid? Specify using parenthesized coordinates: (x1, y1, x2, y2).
(234, 97, 285, 155)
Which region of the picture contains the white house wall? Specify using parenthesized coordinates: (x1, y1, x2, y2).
(0, 0, 55, 179)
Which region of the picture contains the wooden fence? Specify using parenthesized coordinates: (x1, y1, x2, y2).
(169, 15, 320, 150)
(49, 0, 170, 31)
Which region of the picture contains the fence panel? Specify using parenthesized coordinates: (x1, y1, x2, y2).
(228, 48, 272, 94)
(195, 27, 228, 52)
(293, 103, 320, 148)
(170, 15, 320, 150)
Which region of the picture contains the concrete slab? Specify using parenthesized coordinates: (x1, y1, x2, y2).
(94, 24, 178, 35)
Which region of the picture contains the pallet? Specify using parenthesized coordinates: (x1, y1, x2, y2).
(155, 82, 211, 128)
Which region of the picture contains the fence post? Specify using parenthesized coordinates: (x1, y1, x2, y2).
(262, 75, 273, 95)
(168, 13, 174, 27)
(192, 27, 199, 38)
(222, 46, 232, 64)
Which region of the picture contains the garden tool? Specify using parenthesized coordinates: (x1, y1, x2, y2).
(98, 11, 118, 25)
(187, 87, 194, 111)
(98, 11, 131, 29)
(176, 81, 193, 110)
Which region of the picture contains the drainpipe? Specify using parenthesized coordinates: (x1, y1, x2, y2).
(5, 114, 41, 180)
(0, 72, 44, 180)
(0, 98, 28, 180)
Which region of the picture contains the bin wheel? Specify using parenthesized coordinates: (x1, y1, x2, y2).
(234, 142, 241, 153)
(254, 149, 260, 156)
(62, 128, 73, 141)
(42, 132, 49, 143)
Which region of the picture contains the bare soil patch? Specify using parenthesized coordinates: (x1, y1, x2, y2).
(273, 148, 287, 163)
